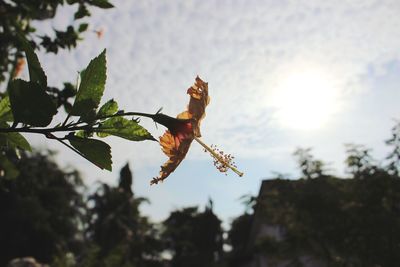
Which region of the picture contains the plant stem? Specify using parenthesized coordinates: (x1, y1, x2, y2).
(0, 111, 159, 134)
(194, 136, 244, 177)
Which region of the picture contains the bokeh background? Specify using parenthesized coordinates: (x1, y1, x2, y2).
(29, 0, 400, 223)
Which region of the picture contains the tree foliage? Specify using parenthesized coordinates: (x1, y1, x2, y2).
(162, 201, 224, 267)
(0, 0, 113, 83)
(85, 164, 163, 267)
(0, 151, 84, 266)
(245, 133, 400, 266)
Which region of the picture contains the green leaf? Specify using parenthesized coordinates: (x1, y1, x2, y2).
(95, 117, 156, 141)
(9, 79, 57, 126)
(96, 131, 109, 138)
(75, 130, 93, 138)
(68, 136, 112, 171)
(0, 96, 14, 122)
(75, 4, 90, 19)
(18, 34, 47, 87)
(78, 23, 89, 32)
(0, 122, 31, 151)
(80, 109, 97, 123)
(0, 133, 31, 151)
(71, 49, 107, 116)
(91, 0, 114, 8)
(0, 154, 19, 179)
(97, 99, 118, 118)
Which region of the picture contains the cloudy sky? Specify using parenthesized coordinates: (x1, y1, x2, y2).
(29, 0, 400, 224)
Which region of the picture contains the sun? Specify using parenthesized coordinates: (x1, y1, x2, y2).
(270, 69, 339, 130)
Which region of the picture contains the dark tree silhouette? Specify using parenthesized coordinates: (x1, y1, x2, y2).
(0, 151, 84, 265)
(84, 163, 162, 267)
(345, 143, 377, 178)
(227, 213, 253, 267)
(246, 144, 400, 266)
(385, 120, 400, 175)
(162, 201, 224, 267)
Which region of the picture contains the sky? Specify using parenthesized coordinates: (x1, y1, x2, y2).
(27, 0, 400, 225)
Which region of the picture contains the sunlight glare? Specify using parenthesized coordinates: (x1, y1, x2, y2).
(271, 69, 339, 130)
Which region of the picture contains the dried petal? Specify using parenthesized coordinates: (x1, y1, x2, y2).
(186, 76, 210, 137)
(151, 131, 193, 185)
(152, 76, 209, 184)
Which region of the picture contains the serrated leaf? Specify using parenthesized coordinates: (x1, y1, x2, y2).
(91, 0, 114, 8)
(78, 23, 89, 32)
(18, 34, 47, 87)
(68, 136, 112, 171)
(94, 117, 155, 141)
(70, 49, 106, 116)
(9, 79, 57, 126)
(0, 96, 14, 122)
(97, 99, 118, 118)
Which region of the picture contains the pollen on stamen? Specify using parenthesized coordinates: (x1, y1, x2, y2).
(207, 144, 238, 175)
(194, 136, 244, 177)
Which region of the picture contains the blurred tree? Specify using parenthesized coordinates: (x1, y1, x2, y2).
(162, 200, 224, 267)
(385, 120, 400, 176)
(293, 148, 326, 179)
(0, 0, 113, 84)
(250, 149, 400, 266)
(227, 213, 253, 267)
(0, 151, 84, 266)
(345, 143, 378, 178)
(84, 163, 163, 267)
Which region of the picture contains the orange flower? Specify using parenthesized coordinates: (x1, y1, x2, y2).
(150, 76, 209, 185)
(151, 76, 243, 185)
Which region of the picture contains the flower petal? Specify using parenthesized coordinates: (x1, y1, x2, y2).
(151, 76, 210, 185)
(151, 131, 193, 185)
(186, 76, 210, 137)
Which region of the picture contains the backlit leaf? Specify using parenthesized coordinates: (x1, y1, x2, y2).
(71, 49, 107, 116)
(0, 96, 14, 122)
(97, 99, 118, 117)
(95, 117, 155, 141)
(68, 136, 112, 171)
(18, 34, 47, 87)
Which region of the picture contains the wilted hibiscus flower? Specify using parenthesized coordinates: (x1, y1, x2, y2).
(150, 76, 243, 185)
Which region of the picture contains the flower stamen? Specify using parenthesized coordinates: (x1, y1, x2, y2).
(194, 136, 243, 177)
